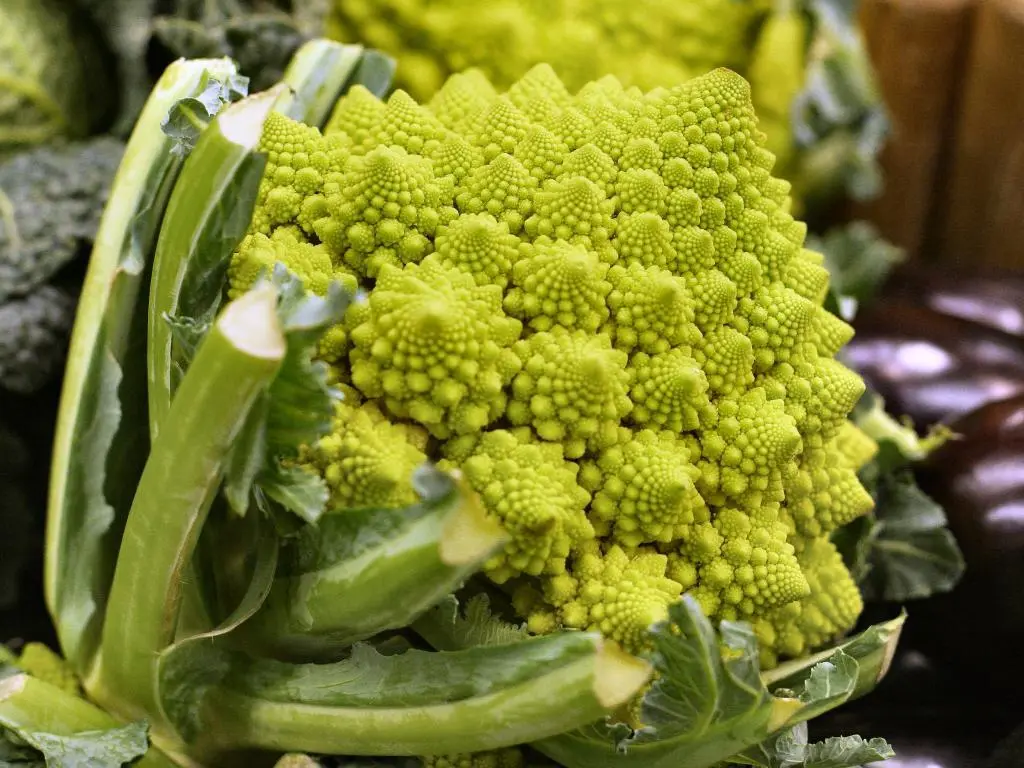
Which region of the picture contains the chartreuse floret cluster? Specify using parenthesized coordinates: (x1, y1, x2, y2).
(229, 62, 873, 669)
(325, 0, 767, 99)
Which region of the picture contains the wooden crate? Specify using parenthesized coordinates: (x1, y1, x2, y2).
(854, 0, 1024, 272)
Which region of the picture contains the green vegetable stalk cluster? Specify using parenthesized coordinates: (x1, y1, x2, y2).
(8, 38, 910, 768)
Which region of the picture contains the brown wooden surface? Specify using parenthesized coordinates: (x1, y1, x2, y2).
(855, 0, 1024, 272)
(933, 0, 1024, 271)
(853, 0, 977, 259)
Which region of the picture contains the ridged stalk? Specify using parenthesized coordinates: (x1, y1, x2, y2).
(240, 489, 506, 661)
(44, 58, 240, 673)
(147, 40, 367, 442)
(95, 286, 286, 720)
(201, 643, 650, 756)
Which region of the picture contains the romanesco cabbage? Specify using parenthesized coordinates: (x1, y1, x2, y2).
(228, 63, 873, 668)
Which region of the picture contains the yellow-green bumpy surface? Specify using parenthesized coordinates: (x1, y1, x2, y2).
(326, 0, 768, 99)
(230, 64, 875, 668)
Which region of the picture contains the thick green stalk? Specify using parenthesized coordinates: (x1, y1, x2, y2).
(201, 643, 650, 756)
(227, 632, 605, 707)
(95, 286, 286, 720)
(0, 675, 175, 768)
(146, 87, 283, 441)
(273, 40, 367, 125)
(239, 488, 506, 661)
(147, 40, 368, 442)
(44, 58, 240, 673)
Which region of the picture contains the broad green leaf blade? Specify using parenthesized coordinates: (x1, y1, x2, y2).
(732, 722, 894, 768)
(783, 650, 859, 726)
(862, 476, 965, 602)
(843, 391, 963, 601)
(45, 58, 242, 676)
(534, 597, 774, 768)
(14, 721, 150, 768)
(239, 479, 506, 661)
(96, 286, 286, 722)
(534, 602, 904, 768)
(0, 674, 168, 768)
(802, 735, 893, 767)
(257, 463, 330, 524)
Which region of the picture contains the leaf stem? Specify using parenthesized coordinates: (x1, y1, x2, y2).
(96, 286, 286, 720)
(201, 643, 649, 756)
(240, 483, 507, 661)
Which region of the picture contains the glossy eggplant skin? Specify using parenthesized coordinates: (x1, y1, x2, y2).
(908, 397, 1024, 696)
(881, 267, 1024, 341)
(845, 302, 1024, 427)
(813, 640, 1010, 767)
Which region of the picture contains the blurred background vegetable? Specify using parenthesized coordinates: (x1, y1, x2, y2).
(854, 0, 1024, 272)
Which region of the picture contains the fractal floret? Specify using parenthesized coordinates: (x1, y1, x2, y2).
(229, 63, 873, 668)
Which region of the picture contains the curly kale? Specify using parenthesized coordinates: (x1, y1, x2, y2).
(77, 0, 311, 129)
(0, 138, 124, 393)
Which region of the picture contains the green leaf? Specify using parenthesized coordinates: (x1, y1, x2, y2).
(802, 734, 893, 767)
(732, 722, 893, 767)
(221, 266, 349, 522)
(413, 593, 529, 652)
(0, 674, 154, 767)
(791, 0, 890, 206)
(161, 71, 250, 157)
(808, 223, 904, 320)
(839, 391, 964, 602)
(45, 59, 243, 675)
(861, 475, 966, 602)
(535, 601, 903, 768)
(0, 721, 149, 768)
(633, 608, 772, 746)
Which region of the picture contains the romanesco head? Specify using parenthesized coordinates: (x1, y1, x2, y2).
(300, 392, 428, 511)
(232, 62, 872, 663)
